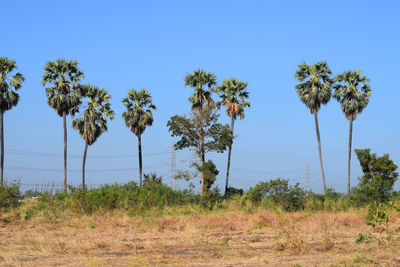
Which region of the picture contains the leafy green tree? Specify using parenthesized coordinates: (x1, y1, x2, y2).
(354, 149, 398, 204)
(294, 61, 333, 193)
(176, 69, 220, 195)
(334, 71, 371, 194)
(0, 58, 25, 185)
(122, 89, 156, 186)
(42, 59, 84, 192)
(72, 85, 114, 186)
(184, 69, 217, 110)
(167, 107, 232, 195)
(214, 78, 250, 195)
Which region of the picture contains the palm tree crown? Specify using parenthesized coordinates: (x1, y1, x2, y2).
(214, 78, 250, 120)
(333, 70, 371, 120)
(42, 59, 84, 116)
(122, 89, 156, 136)
(72, 85, 114, 145)
(184, 69, 217, 109)
(0, 57, 25, 112)
(295, 61, 333, 113)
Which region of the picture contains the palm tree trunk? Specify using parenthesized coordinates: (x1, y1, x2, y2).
(0, 112, 4, 186)
(200, 151, 205, 196)
(313, 111, 327, 193)
(82, 140, 88, 188)
(225, 115, 235, 196)
(63, 112, 67, 193)
(347, 115, 354, 194)
(138, 134, 143, 186)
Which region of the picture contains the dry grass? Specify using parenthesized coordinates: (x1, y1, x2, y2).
(1, 210, 400, 266)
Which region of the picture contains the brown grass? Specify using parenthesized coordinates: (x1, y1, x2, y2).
(1, 210, 400, 266)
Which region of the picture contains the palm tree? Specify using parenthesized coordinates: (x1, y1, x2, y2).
(214, 78, 250, 195)
(122, 89, 156, 186)
(184, 69, 217, 110)
(42, 59, 84, 192)
(72, 85, 114, 187)
(295, 61, 333, 193)
(0, 57, 25, 185)
(333, 70, 371, 194)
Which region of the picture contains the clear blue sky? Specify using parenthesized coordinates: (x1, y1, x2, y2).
(2, 0, 399, 193)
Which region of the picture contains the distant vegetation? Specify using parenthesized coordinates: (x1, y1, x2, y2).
(0, 148, 397, 221)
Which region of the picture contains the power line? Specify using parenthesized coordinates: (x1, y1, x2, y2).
(231, 168, 305, 174)
(5, 163, 166, 173)
(5, 148, 171, 159)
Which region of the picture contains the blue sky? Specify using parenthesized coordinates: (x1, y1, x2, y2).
(1, 0, 399, 193)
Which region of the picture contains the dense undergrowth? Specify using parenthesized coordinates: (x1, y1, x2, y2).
(1, 177, 399, 224)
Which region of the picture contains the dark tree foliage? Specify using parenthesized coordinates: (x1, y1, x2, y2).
(194, 160, 219, 191)
(355, 149, 398, 204)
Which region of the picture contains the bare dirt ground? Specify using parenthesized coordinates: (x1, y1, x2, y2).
(0, 211, 399, 266)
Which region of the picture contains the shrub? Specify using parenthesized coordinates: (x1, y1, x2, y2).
(225, 187, 244, 198)
(143, 173, 163, 186)
(304, 188, 350, 211)
(245, 178, 306, 211)
(354, 149, 398, 204)
(33, 182, 200, 216)
(200, 187, 223, 210)
(0, 182, 21, 211)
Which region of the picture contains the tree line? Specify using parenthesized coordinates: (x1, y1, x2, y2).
(0, 57, 371, 195)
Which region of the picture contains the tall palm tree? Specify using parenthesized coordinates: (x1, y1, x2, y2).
(295, 61, 333, 193)
(333, 70, 371, 194)
(72, 85, 114, 187)
(42, 59, 84, 192)
(214, 78, 250, 195)
(0, 57, 25, 185)
(184, 69, 217, 194)
(122, 89, 156, 186)
(185, 69, 217, 110)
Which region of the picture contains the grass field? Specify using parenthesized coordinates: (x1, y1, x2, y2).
(1, 207, 400, 266)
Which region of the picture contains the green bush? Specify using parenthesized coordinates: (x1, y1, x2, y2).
(245, 178, 306, 211)
(0, 182, 21, 211)
(304, 188, 351, 211)
(354, 149, 398, 204)
(200, 187, 223, 210)
(225, 187, 244, 198)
